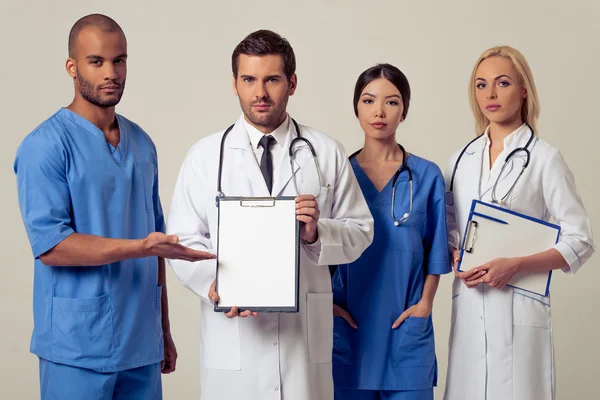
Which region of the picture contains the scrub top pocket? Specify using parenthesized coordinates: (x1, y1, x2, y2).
(333, 316, 356, 365)
(51, 293, 115, 361)
(391, 316, 435, 368)
(138, 162, 156, 210)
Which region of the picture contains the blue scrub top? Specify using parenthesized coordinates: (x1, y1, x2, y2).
(332, 154, 451, 391)
(14, 108, 165, 372)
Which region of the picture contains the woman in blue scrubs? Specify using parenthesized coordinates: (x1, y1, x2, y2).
(332, 64, 451, 400)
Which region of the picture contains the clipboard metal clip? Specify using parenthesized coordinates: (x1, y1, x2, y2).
(464, 220, 478, 254)
(240, 197, 276, 207)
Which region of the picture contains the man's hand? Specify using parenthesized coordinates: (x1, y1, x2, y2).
(161, 332, 178, 374)
(208, 280, 258, 319)
(143, 232, 216, 262)
(295, 195, 320, 244)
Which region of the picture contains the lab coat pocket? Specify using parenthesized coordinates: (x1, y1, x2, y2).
(138, 162, 156, 210)
(200, 311, 241, 370)
(318, 186, 333, 218)
(332, 317, 355, 365)
(391, 316, 435, 368)
(302, 184, 332, 218)
(512, 291, 553, 399)
(306, 292, 333, 363)
(52, 293, 114, 361)
(513, 290, 551, 328)
(450, 279, 462, 326)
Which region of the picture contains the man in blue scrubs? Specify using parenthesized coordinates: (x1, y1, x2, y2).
(13, 14, 215, 399)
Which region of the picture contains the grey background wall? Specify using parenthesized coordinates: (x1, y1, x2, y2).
(1, 0, 598, 398)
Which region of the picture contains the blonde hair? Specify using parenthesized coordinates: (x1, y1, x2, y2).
(468, 46, 540, 135)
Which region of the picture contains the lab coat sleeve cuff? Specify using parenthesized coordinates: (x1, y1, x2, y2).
(302, 237, 322, 264)
(31, 225, 74, 259)
(448, 231, 460, 251)
(169, 258, 217, 303)
(554, 241, 581, 275)
(312, 219, 371, 266)
(310, 220, 339, 266)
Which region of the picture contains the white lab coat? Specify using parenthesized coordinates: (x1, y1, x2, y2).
(166, 114, 374, 400)
(443, 124, 595, 400)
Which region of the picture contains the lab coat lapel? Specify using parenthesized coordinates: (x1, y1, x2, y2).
(481, 128, 530, 199)
(271, 123, 301, 197)
(457, 137, 485, 202)
(226, 122, 271, 197)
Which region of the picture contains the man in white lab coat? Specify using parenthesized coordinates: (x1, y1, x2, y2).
(166, 30, 374, 400)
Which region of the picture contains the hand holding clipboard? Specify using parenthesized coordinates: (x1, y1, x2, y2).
(457, 200, 560, 297)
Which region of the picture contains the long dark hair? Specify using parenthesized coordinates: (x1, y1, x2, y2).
(353, 63, 411, 118)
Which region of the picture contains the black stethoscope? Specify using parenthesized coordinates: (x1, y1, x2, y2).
(448, 125, 535, 205)
(216, 118, 324, 204)
(350, 143, 413, 226)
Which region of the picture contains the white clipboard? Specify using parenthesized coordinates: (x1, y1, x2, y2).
(215, 196, 300, 313)
(458, 200, 561, 297)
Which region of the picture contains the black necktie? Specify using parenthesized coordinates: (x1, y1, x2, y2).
(258, 135, 276, 194)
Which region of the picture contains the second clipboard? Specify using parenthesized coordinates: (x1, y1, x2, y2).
(458, 200, 560, 297)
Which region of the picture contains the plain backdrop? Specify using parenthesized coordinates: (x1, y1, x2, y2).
(1, 0, 598, 398)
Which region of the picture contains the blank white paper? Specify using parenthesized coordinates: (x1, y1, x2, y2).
(216, 198, 298, 309)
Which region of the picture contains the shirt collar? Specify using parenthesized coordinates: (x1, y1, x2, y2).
(482, 122, 530, 150)
(243, 113, 290, 151)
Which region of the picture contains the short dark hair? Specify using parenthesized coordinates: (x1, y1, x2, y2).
(353, 63, 411, 119)
(231, 30, 296, 80)
(68, 14, 125, 58)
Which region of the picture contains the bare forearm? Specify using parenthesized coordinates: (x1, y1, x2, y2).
(517, 248, 568, 274)
(40, 233, 146, 267)
(159, 257, 171, 335)
(420, 274, 441, 307)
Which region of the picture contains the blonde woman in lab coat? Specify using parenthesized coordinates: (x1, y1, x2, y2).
(443, 46, 595, 400)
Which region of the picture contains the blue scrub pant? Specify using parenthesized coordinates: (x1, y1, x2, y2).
(335, 388, 433, 400)
(39, 358, 162, 400)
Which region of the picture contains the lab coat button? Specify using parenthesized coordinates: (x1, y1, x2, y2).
(480, 316, 484, 320)
(275, 387, 279, 391)
(273, 342, 278, 346)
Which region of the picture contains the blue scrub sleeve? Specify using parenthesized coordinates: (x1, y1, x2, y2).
(424, 169, 451, 275)
(14, 137, 74, 258)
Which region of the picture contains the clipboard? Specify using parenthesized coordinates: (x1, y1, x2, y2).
(214, 196, 300, 313)
(458, 200, 561, 297)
